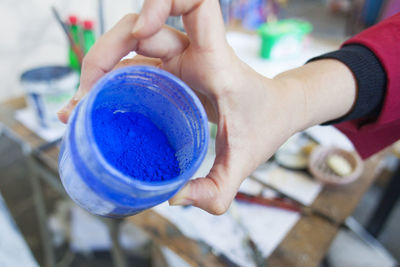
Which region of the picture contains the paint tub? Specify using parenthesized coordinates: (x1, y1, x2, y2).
(258, 19, 312, 60)
(58, 66, 209, 217)
(21, 66, 79, 128)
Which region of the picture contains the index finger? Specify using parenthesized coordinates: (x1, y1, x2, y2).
(57, 14, 189, 123)
(134, 0, 227, 50)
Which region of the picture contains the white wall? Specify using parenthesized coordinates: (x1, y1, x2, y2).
(0, 0, 143, 101)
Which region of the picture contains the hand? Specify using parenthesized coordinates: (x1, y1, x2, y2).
(57, 0, 356, 215)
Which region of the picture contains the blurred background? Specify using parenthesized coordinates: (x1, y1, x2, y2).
(0, 0, 145, 101)
(0, 0, 399, 267)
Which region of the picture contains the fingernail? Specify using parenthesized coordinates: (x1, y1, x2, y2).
(57, 101, 71, 114)
(57, 107, 66, 115)
(132, 16, 143, 35)
(72, 95, 80, 102)
(57, 101, 72, 115)
(169, 198, 193, 206)
(73, 89, 84, 101)
(57, 91, 79, 115)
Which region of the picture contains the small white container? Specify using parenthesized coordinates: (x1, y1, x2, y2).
(20, 66, 79, 128)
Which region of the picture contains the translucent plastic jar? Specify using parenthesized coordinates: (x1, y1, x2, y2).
(58, 66, 209, 217)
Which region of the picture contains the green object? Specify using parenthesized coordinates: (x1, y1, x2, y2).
(258, 19, 312, 60)
(209, 122, 217, 140)
(83, 20, 96, 54)
(68, 15, 81, 72)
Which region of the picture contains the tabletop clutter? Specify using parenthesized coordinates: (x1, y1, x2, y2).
(17, 10, 95, 140)
(154, 126, 363, 266)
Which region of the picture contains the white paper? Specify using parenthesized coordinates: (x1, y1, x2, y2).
(154, 201, 299, 267)
(239, 178, 264, 196)
(70, 206, 111, 252)
(15, 108, 65, 142)
(305, 125, 355, 151)
(252, 163, 322, 206)
(0, 195, 39, 267)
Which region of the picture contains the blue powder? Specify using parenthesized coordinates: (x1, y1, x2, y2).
(92, 108, 181, 182)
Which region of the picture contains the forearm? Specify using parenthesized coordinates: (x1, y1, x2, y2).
(274, 59, 357, 131)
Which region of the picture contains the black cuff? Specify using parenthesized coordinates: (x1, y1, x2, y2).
(307, 44, 386, 125)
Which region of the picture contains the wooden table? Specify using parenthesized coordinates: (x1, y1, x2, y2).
(0, 97, 382, 267)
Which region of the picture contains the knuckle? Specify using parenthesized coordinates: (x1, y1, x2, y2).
(122, 13, 138, 22)
(207, 191, 229, 215)
(201, 175, 230, 215)
(81, 55, 93, 69)
(192, 176, 231, 215)
(209, 198, 229, 215)
(81, 54, 102, 74)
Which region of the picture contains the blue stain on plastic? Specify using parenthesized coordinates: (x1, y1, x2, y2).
(58, 66, 209, 217)
(29, 93, 46, 127)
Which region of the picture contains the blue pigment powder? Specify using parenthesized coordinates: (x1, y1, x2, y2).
(92, 108, 181, 182)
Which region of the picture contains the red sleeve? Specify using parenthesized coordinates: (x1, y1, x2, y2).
(334, 12, 400, 159)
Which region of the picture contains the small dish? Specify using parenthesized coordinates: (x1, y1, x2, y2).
(308, 146, 364, 186)
(275, 151, 308, 170)
(275, 133, 317, 170)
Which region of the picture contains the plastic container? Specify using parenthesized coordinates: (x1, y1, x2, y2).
(258, 19, 312, 60)
(308, 146, 363, 186)
(67, 15, 81, 72)
(58, 66, 209, 217)
(21, 66, 79, 128)
(82, 19, 96, 54)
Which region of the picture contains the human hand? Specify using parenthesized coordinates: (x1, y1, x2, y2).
(57, 0, 322, 215)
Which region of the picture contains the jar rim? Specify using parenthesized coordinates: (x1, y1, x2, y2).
(83, 65, 209, 192)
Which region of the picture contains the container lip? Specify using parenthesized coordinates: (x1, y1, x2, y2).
(84, 65, 209, 191)
(20, 65, 76, 83)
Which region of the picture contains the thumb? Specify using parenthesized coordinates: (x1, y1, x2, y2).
(57, 89, 85, 123)
(169, 161, 243, 215)
(169, 119, 252, 215)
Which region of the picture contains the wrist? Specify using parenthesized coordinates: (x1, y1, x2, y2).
(272, 74, 310, 134)
(273, 60, 357, 131)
